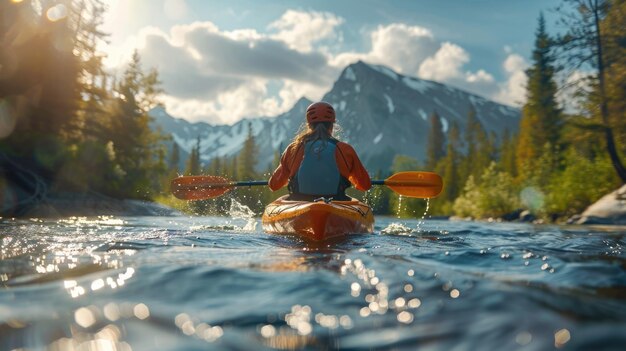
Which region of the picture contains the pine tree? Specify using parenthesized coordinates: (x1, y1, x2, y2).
(426, 111, 445, 170)
(499, 129, 518, 177)
(558, 0, 626, 183)
(602, 0, 626, 159)
(106, 52, 167, 197)
(441, 122, 461, 203)
(169, 142, 180, 172)
(461, 105, 490, 182)
(237, 123, 258, 180)
(185, 137, 201, 175)
(516, 13, 562, 179)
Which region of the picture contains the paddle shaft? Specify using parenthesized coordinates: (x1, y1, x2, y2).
(206, 180, 429, 188)
(235, 181, 268, 187)
(171, 171, 442, 200)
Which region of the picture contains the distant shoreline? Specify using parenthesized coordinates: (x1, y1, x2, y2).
(2, 192, 181, 218)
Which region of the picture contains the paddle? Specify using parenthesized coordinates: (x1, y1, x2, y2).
(171, 171, 442, 201)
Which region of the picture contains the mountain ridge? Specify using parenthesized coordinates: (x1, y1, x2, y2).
(150, 60, 520, 173)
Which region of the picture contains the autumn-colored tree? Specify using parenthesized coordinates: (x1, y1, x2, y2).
(517, 14, 563, 180)
(425, 111, 445, 170)
(557, 0, 626, 182)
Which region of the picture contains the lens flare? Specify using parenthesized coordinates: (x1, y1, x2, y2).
(46, 4, 68, 22)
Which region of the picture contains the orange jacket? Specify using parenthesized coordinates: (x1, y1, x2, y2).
(269, 141, 371, 192)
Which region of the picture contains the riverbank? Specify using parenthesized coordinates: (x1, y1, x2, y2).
(4, 192, 181, 218)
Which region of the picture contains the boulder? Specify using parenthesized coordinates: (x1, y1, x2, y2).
(576, 185, 626, 225)
(519, 210, 536, 223)
(20, 194, 182, 218)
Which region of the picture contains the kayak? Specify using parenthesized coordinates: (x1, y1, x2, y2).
(262, 196, 374, 241)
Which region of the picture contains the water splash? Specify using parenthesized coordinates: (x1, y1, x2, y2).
(228, 198, 257, 231)
(380, 222, 414, 235)
(415, 199, 430, 232)
(396, 195, 403, 219)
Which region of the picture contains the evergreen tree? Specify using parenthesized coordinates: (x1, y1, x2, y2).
(499, 129, 518, 177)
(516, 13, 562, 179)
(208, 156, 223, 176)
(106, 52, 167, 197)
(557, 0, 626, 182)
(185, 137, 201, 175)
(440, 122, 462, 204)
(602, 0, 626, 158)
(237, 123, 258, 180)
(461, 105, 491, 182)
(426, 111, 445, 170)
(169, 142, 180, 172)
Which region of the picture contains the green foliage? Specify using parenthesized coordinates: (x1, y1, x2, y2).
(426, 111, 445, 169)
(237, 123, 258, 180)
(543, 149, 620, 217)
(430, 122, 461, 214)
(460, 106, 493, 182)
(184, 137, 201, 175)
(453, 162, 520, 219)
(0, 2, 169, 202)
(516, 14, 562, 182)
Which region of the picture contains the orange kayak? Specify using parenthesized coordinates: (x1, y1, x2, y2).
(262, 196, 374, 241)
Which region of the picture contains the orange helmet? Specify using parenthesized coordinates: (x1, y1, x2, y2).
(306, 101, 335, 123)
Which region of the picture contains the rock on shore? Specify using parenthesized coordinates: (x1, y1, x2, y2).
(9, 193, 181, 218)
(574, 184, 626, 225)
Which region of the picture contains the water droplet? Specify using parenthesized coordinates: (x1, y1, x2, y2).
(133, 303, 150, 320)
(260, 325, 276, 338)
(554, 328, 571, 348)
(407, 298, 421, 309)
(516, 331, 532, 345)
(397, 311, 414, 324)
(75, 306, 96, 328)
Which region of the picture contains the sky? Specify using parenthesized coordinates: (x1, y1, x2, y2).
(99, 0, 561, 125)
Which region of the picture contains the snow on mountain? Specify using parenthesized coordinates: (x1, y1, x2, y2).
(151, 60, 520, 174)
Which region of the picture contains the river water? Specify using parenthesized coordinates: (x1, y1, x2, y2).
(1, 209, 625, 350)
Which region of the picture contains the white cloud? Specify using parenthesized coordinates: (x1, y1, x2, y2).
(493, 53, 529, 106)
(556, 70, 592, 113)
(163, 0, 189, 20)
(418, 42, 469, 81)
(105, 10, 531, 123)
(331, 24, 509, 103)
(332, 23, 437, 74)
(105, 13, 341, 123)
(269, 10, 344, 52)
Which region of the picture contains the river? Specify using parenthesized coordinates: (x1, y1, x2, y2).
(1, 210, 625, 350)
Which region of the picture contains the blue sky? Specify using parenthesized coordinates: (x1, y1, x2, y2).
(101, 0, 560, 124)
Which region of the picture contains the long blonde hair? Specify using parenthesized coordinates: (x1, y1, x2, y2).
(292, 122, 340, 147)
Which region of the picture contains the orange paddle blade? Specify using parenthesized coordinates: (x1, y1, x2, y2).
(170, 176, 235, 200)
(384, 171, 443, 198)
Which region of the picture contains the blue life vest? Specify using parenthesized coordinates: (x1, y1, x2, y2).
(289, 139, 348, 198)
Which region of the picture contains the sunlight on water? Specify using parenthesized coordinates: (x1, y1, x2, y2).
(59, 216, 126, 227)
(0, 216, 624, 350)
(380, 222, 414, 235)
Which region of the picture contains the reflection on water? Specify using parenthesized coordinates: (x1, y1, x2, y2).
(1, 216, 625, 350)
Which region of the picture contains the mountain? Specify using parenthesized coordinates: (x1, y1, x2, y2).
(151, 61, 521, 173)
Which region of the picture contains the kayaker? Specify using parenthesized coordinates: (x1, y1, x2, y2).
(268, 101, 371, 201)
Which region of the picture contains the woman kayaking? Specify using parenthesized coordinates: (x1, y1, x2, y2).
(268, 101, 371, 201)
